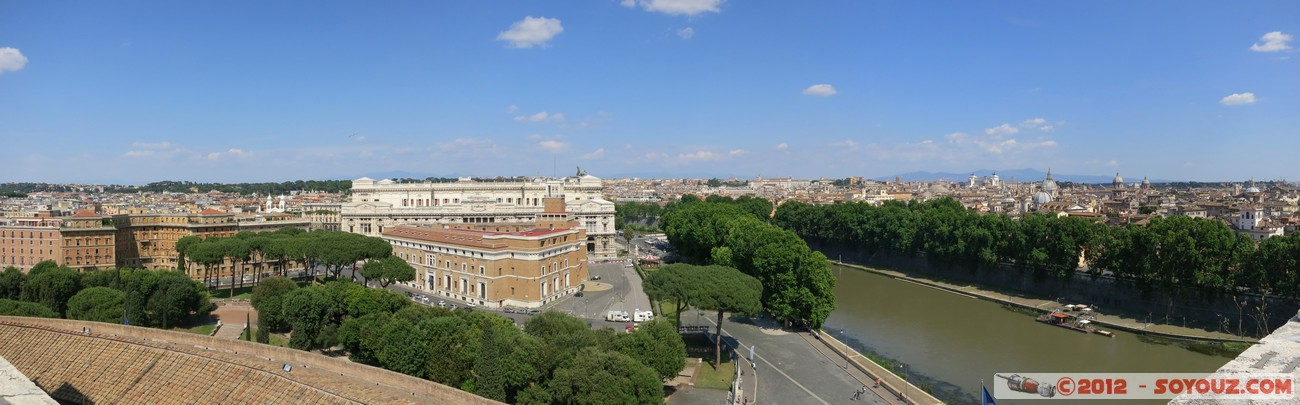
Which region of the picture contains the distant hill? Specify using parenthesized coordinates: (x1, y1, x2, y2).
(874, 169, 1160, 184)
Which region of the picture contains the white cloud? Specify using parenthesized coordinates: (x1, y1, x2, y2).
(497, 16, 564, 49)
(728, 149, 746, 156)
(802, 84, 838, 97)
(206, 148, 250, 161)
(538, 140, 568, 152)
(527, 133, 543, 139)
(123, 141, 192, 159)
(984, 123, 1019, 136)
(132, 141, 174, 149)
(581, 148, 606, 160)
(0, 48, 27, 73)
(1220, 92, 1256, 105)
(774, 143, 789, 150)
(830, 140, 860, 149)
(622, 0, 724, 16)
(1018, 118, 1057, 131)
(514, 111, 565, 123)
(677, 150, 727, 162)
(1019, 118, 1046, 127)
(677, 27, 695, 39)
(507, 105, 519, 113)
(1250, 31, 1293, 53)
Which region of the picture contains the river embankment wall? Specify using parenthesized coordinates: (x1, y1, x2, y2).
(813, 243, 1294, 340)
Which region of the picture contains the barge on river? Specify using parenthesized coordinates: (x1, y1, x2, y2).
(1036, 310, 1114, 337)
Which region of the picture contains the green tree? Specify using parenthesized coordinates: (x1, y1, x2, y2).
(175, 235, 201, 274)
(475, 322, 545, 403)
(338, 312, 392, 363)
(28, 260, 59, 276)
(516, 384, 553, 405)
(220, 237, 252, 297)
(361, 256, 416, 288)
(524, 311, 615, 376)
(281, 286, 337, 350)
(643, 264, 699, 327)
(692, 265, 762, 367)
(344, 287, 410, 319)
(251, 276, 299, 309)
(67, 287, 126, 323)
(422, 315, 481, 388)
(187, 239, 226, 289)
(547, 347, 663, 405)
(376, 317, 430, 377)
(616, 318, 686, 381)
(0, 266, 25, 300)
(146, 271, 211, 328)
(21, 265, 82, 316)
(0, 299, 58, 318)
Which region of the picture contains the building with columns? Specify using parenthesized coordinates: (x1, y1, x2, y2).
(381, 197, 587, 308)
(341, 172, 617, 258)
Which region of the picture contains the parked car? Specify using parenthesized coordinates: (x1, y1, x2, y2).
(437, 300, 446, 307)
(527, 309, 541, 315)
(591, 275, 602, 280)
(574, 291, 584, 297)
(503, 308, 515, 314)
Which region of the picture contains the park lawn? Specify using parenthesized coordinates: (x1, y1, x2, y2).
(694, 357, 736, 390)
(268, 332, 289, 347)
(181, 323, 217, 335)
(682, 333, 736, 390)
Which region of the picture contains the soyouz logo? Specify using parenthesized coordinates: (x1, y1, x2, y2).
(993, 373, 1295, 400)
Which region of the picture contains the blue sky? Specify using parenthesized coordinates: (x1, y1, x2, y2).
(1, 1, 1297, 184)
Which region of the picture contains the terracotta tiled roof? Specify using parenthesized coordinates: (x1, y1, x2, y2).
(199, 208, 226, 215)
(72, 210, 101, 218)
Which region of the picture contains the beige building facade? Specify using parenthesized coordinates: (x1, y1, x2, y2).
(0, 211, 116, 272)
(382, 198, 588, 308)
(342, 173, 617, 258)
(114, 209, 310, 278)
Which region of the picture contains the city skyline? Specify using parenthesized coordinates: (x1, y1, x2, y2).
(2, 1, 1297, 184)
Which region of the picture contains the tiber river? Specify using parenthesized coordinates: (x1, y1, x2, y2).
(823, 264, 1233, 405)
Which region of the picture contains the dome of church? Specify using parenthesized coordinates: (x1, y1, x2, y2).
(1113, 172, 1124, 186)
(1033, 191, 1053, 204)
(1042, 168, 1059, 193)
(1142, 176, 1151, 187)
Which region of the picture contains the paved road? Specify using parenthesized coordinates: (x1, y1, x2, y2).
(334, 260, 648, 329)
(691, 316, 904, 405)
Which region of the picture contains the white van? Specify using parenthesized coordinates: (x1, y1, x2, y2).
(633, 310, 654, 323)
(606, 310, 630, 322)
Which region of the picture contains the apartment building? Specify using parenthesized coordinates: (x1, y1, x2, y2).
(382, 198, 587, 308)
(0, 211, 116, 272)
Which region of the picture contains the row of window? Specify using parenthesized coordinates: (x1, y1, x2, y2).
(399, 197, 547, 207)
(2, 255, 109, 266)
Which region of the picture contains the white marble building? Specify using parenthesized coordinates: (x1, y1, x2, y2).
(340, 172, 617, 257)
